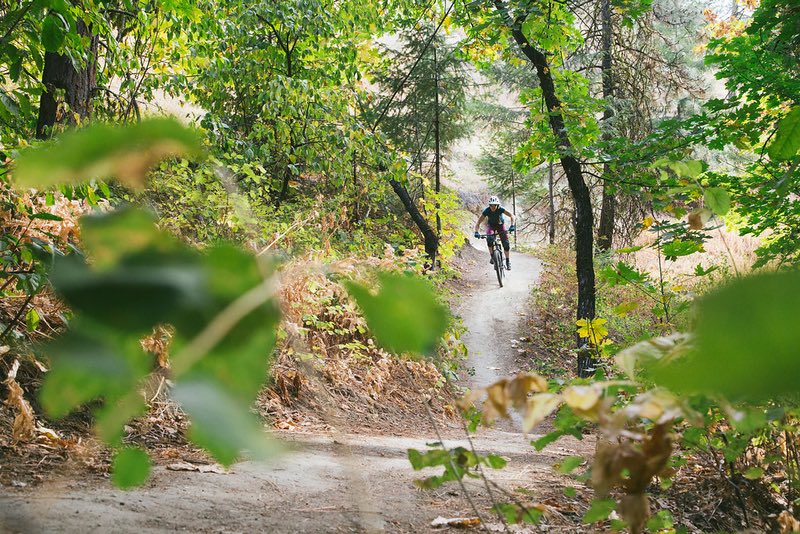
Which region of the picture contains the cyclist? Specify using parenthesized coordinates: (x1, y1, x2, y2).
(473, 196, 515, 270)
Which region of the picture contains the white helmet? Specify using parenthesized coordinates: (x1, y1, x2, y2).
(488, 195, 500, 205)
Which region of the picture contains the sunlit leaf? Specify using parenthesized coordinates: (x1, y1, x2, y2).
(13, 118, 204, 190)
(768, 107, 800, 161)
(704, 187, 730, 216)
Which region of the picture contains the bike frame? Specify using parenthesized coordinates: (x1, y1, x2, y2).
(477, 234, 505, 288)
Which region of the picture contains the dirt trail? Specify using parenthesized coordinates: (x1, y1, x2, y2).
(0, 244, 590, 534)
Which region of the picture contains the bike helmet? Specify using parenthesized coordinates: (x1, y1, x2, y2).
(488, 195, 500, 206)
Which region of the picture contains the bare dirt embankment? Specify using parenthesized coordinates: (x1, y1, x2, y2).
(0, 243, 593, 533)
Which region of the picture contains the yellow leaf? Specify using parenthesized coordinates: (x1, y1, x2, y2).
(642, 216, 654, 229)
(576, 318, 609, 346)
(562, 385, 602, 419)
(523, 393, 562, 432)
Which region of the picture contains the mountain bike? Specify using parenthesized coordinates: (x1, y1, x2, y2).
(477, 234, 505, 287)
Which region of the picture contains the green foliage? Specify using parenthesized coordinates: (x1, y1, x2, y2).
(407, 444, 506, 489)
(654, 270, 800, 399)
(493, 502, 543, 525)
(36, 206, 280, 483)
(346, 271, 449, 356)
(13, 119, 204, 190)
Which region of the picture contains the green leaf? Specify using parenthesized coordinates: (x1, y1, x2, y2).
(51, 253, 207, 334)
(768, 107, 800, 161)
(172, 379, 280, 466)
(25, 308, 40, 332)
(653, 271, 800, 399)
(704, 187, 731, 216)
(79, 208, 180, 269)
(30, 212, 63, 221)
(563, 486, 577, 497)
(111, 447, 151, 489)
(485, 454, 507, 469)
(39, 329, 149, 418)
(556, 455, 583, 474)
(743, 467, 764, 480)
(95, 391, 147, 445)
(41, 14, 66, 52)
(13, 118, 204, 190)
(582, 499, 616, 523)
(345, 272, 448, 356)
(661, 239, 703, 261)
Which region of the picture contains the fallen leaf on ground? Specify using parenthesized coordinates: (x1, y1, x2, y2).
(430, 516, 481, 528)
(166, 462, 227, 474)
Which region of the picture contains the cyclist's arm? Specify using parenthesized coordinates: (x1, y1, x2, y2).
(504, 209, 515, 225)
(474, 214, 487, 233)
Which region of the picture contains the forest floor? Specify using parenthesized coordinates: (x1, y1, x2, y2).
(0, 242, 596, 533)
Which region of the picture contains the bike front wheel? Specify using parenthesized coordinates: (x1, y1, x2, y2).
(493, 248, 504, 287)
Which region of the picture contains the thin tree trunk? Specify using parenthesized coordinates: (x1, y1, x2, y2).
(495, 0, 596, 376)
(597, 0, 616, 252)
(36, 20, 97, 139)
(433, 46, 441, 237)
(389, 179, 439, 262)
(548, 162, 555, 245)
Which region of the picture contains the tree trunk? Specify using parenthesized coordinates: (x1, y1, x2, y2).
(389, 178, 439, 262)
(35, 20, 97, 139)
(433, 46, 442, 237)
(495, 1, 596, 376)
(597, 0, 616, 252)
(548, 163, 555, 245)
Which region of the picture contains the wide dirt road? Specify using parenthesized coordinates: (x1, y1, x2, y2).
(0, 244, 590, 533)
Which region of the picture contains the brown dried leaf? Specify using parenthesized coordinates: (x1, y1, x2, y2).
(506, 372, 548, 410)
(4, 360, 36, 442)
(481, 380, 510, 422)
(778, 510, 800, 533)
(619, 493, 650, 534)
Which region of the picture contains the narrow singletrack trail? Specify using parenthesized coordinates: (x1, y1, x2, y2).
(456, 239, 543, 390)
(0, 244, 590, 533)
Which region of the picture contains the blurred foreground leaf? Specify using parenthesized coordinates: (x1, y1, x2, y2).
(653, 271, 800, 399)
(112, 447, 151, 489)
(173, 380, 280, 466)
(346, 272, 448, 356)
(13, 118, 203, 190)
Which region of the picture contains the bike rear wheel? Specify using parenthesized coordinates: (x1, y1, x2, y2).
(493, 248, 504, 287)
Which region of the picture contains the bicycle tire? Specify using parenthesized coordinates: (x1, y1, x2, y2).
(493, 248, 503, 287)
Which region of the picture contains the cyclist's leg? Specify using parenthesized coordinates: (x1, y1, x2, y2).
(499, 228, 511, 269)
(486, 232, 496, 263)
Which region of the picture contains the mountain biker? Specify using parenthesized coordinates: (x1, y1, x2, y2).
(473, 196, 515, 270)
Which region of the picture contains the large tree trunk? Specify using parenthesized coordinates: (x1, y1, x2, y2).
(389, 178, 439, 262)
(597, 0, 616, 251)
(36, 21, 97, 139)
(495, 1, 597, 376)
